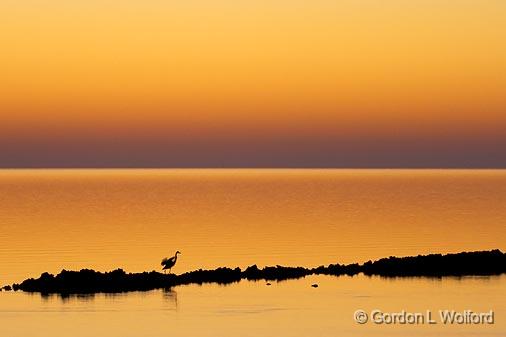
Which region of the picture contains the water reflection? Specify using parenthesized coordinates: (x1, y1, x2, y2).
(162, 288, 178, 311)
(39, 292, 132, 303)
(1, 275, 505, 337)
(41, 292, 96, 303)
(36, 289, 179, 311)
(365, 274, 501, 282)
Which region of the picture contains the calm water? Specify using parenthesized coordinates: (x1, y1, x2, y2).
(1, 169, 505, 336)
(1, 275, 505, 337)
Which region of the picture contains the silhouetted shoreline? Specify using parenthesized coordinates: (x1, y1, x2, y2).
(5, 250, 505, 294)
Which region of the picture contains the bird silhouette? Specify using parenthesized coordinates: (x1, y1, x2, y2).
(161, 251, 181, 274)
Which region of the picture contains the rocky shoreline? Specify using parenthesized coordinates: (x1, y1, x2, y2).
(4, 249, 505, 294)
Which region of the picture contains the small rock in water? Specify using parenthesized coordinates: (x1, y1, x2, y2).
(311, 284, 319, 288)
(266, 282, 271, 286)
(2, 285, 12, 291)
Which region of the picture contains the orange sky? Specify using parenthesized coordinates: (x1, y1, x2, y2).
(1, 1, 505, 167)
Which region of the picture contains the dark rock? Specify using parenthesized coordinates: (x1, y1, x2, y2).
(9, 250, 506, 294)
(361, 249, 506, 277)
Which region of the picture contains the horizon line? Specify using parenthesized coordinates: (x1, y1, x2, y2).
(0, 167, 505, 170)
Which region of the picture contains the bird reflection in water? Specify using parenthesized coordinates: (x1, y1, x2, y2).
(162, 288, 178, 311)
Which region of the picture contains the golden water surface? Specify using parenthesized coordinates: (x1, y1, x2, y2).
(0, 169, 505, 337)
(0, 169, 505, 284)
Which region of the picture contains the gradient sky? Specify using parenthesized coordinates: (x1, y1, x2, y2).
(1, 0, 505, 167)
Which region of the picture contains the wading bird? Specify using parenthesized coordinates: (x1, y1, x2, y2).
(161, 251, 181, 274)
